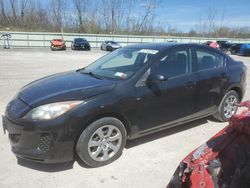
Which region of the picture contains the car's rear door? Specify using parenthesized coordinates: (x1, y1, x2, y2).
(134, 47, 197, 133)
(192, 47, 228, 116)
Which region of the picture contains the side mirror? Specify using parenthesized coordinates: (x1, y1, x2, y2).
(146, 73, 168, 84)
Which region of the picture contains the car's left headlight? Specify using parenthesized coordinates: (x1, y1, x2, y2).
(23, 101, 83, 120)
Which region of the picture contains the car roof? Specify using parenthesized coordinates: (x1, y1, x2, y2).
(123, 43, 200, 51)
(74, 38, 86, 40)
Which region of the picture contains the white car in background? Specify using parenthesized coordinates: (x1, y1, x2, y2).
(101, 41, 121, 51)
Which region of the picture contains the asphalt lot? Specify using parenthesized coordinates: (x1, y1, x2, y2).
(0, 48, 249, 188)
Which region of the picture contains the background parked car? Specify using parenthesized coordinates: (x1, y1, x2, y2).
(203, 41, 219, 49)
(230, 43, 250, 56)
(71, 38, 91, 50)
(230, 43, 242, 55)
(216, 40, 232, 53)
(239, 43, 250, 56)
(101, 41, 121, 51)
(50, 39, 66, 50)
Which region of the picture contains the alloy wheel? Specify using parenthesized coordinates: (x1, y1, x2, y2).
(224, 95, 238, 119)
(87, 125, 122, 162)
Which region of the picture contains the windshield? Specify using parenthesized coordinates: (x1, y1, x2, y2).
(75, 38, 86, 42)
(53, 39, 62, 42)
(81, 48, 159, 80)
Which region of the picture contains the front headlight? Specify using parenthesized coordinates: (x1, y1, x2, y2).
(23, 101, 83, 120)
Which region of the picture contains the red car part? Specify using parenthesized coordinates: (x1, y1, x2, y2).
(168, 101, 250, 188)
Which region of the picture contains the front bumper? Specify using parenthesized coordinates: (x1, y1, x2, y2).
(2, 115, 75, 163)
(107, 46, 120, 51)
(51, 45, 66, 50)
(74, 44, 90, 50)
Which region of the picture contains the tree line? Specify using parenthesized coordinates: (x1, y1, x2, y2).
(0, 0, 249, 38)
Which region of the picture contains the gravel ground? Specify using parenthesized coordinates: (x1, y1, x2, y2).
(0, 48, 249, 188)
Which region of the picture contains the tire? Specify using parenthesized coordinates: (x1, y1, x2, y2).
(76, 117, 127, 167)
(213, 90, 239, 122)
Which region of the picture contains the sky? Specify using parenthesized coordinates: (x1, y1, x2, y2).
(154, 0, 250, 32)
(31, 0, 250, 33)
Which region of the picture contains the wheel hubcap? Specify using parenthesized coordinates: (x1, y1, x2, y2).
(224, 95, 238, 119)
(88, 125, 122, 162)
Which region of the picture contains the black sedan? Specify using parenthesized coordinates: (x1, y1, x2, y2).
(230, 43, 242, 55)
(2, 43, 246, 167)
(71, 38, 91, 50)
(216, 40, 232, 53)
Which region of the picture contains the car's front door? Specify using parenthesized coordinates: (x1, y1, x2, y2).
(134, 47, 197, 133)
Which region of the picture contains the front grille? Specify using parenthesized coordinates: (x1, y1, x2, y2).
(37, 134, 53, 153)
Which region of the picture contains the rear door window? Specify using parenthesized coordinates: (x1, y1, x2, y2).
(195, 49, 224, 71)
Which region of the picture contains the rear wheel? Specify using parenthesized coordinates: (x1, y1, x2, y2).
(76, 117, 127, 167)
(213, 90, 239, 122)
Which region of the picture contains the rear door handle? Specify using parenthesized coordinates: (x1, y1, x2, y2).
(185, 81, 194, 89)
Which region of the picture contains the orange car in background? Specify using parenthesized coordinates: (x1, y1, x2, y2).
(50, 39, 66, 50)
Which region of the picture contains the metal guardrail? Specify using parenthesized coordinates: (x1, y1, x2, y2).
(0, 33, 12, 49)
(0, 31, 250, 48)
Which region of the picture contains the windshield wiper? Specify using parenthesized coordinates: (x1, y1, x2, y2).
(79, 70, 103, 80)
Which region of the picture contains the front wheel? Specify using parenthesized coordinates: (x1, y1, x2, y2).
(76, 117, 127, 167)
(213, 90, 239, 122)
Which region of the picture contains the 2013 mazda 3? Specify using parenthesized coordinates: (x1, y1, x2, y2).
(2, 43, 247, 167)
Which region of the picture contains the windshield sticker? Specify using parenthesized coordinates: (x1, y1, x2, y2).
(114, 72, 127, 79)
(139, 49, 159, 54)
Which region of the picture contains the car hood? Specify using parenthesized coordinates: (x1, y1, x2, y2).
(18, 71, 117, 106)
(51, 41, 64, 45)
(75, 42, 89, 45)
(110, 44, 120, 48)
